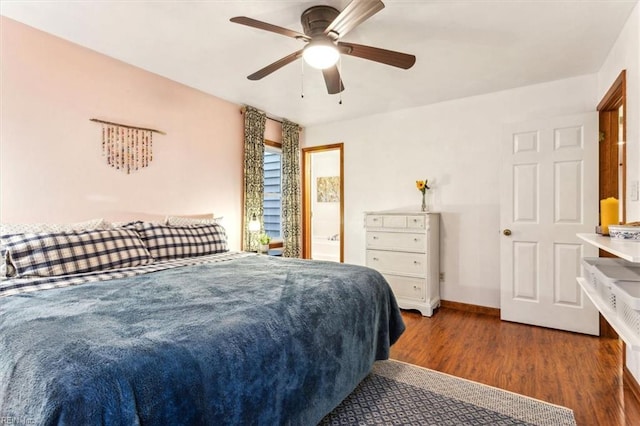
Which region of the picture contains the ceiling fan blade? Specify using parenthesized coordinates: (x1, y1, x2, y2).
(324, 0, 384, 39)
(247, 50, 303, 80)
(338, 41, 416, 69)
(230, 16, 311, 42)
(322, 66, 345, 94)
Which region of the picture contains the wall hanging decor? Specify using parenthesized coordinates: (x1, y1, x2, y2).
(90, 118, 166, 174)
(317, 176, 340, 202)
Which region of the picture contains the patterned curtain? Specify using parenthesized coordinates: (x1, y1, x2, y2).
(281, 119, 302, 258)
(243, 106, 266, 251)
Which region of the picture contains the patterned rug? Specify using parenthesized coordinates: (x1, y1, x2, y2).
(320, 360, 576, 426)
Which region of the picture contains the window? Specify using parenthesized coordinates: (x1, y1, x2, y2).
(263, 145, 282, 240)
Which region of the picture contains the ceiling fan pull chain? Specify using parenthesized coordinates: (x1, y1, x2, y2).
(300, 57, 305, 98)
(338, 55, 343, 105)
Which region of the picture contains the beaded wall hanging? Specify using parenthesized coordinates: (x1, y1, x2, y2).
(90, 118, 166, 174)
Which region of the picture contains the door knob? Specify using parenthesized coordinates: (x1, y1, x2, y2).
(503, 229, 512, 236)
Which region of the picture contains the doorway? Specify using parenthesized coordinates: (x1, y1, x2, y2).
(598, 70, 627, 225)
(597, 70, 627, 337)
(302, 144, 344, 262)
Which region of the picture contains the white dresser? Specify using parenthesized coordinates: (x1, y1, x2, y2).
(364, 210, 440, 316)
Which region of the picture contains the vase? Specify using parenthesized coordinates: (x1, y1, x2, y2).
(421, 192, 427, 212)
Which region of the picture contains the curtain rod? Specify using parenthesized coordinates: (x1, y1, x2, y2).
(267, 116, 284, 125)
(239, 107, 303, 132)
(239, 106, 284, 124)
(90, 118, 166, 135)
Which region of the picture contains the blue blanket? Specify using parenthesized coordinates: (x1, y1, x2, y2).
(0, 255, 404, 425)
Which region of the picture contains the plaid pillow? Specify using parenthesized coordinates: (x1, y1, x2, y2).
(1, 219, 112, 277)
(125, 222, 228, 261)
(4, 229, 153, 278)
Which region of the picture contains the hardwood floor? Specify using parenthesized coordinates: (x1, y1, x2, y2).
(390, 308, 640, 426)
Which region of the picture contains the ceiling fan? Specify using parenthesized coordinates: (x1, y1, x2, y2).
(230, 0, 416, 95)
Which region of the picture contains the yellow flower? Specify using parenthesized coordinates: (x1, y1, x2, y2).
(416, 179, 430, 194)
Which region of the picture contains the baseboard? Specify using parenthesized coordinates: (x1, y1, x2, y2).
(439, 301, 616, 333)
(440, 300, 500, 317)
(624, 365, 640, 404)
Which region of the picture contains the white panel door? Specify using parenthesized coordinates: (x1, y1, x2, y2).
(500, 112, 599, 335)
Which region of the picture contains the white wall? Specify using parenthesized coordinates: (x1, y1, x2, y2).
(303, 74, 597, 308)
(311, 150, 341, 238)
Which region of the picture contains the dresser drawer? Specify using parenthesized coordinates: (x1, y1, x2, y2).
(365, 215, 384, 227)
(382, 215, 407, 228)
(367, 250, 426, 276)
(365, 214, 408, 228)
(384, 274, 425, 302)
(366, 232, 426, 253)
(407, 215, 425, 229)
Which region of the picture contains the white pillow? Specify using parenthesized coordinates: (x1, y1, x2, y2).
(165, 215, 222, 226)
(0, 218, 112, 234)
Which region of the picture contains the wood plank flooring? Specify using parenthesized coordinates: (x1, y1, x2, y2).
(389, 308, 640, 426)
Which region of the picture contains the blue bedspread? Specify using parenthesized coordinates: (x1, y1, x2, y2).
(0, 255, 404, 425)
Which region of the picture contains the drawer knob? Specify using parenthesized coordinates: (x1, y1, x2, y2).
(414, 238, 419, 242)
(413, 261, 419, 265)
(373, 236, 378, 240)
(413, 285, 419, 289)
(373, 257, 379, 261)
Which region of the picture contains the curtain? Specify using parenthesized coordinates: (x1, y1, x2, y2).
(281, 119, 302, 258)
(243, 106, 266, 251)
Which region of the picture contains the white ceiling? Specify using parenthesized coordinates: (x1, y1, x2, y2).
(1, 0, 637, 126)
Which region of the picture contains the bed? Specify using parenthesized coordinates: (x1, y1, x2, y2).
(0, 220, 405, 425)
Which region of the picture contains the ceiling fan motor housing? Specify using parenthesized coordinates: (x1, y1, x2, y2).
(301, 6, 340, 38)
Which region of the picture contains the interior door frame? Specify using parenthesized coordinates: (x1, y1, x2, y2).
(596, 72, 628, 339)
(301, 143, 344, 262)
(597, 69, 627, 224)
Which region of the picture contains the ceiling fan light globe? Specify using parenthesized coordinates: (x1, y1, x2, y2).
(303, 43, 339, 69)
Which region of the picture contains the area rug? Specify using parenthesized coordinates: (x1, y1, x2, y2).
(320, 360, 576, 425)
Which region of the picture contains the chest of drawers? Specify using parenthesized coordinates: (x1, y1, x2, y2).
(364, 211, 440, 316)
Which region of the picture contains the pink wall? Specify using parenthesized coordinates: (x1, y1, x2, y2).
(0, 17, 282, 249)
(264, 121, 282, 143)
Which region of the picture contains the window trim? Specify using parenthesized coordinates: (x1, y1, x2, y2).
(263, 139, 283, 244)
(265, 139, 281, 149)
